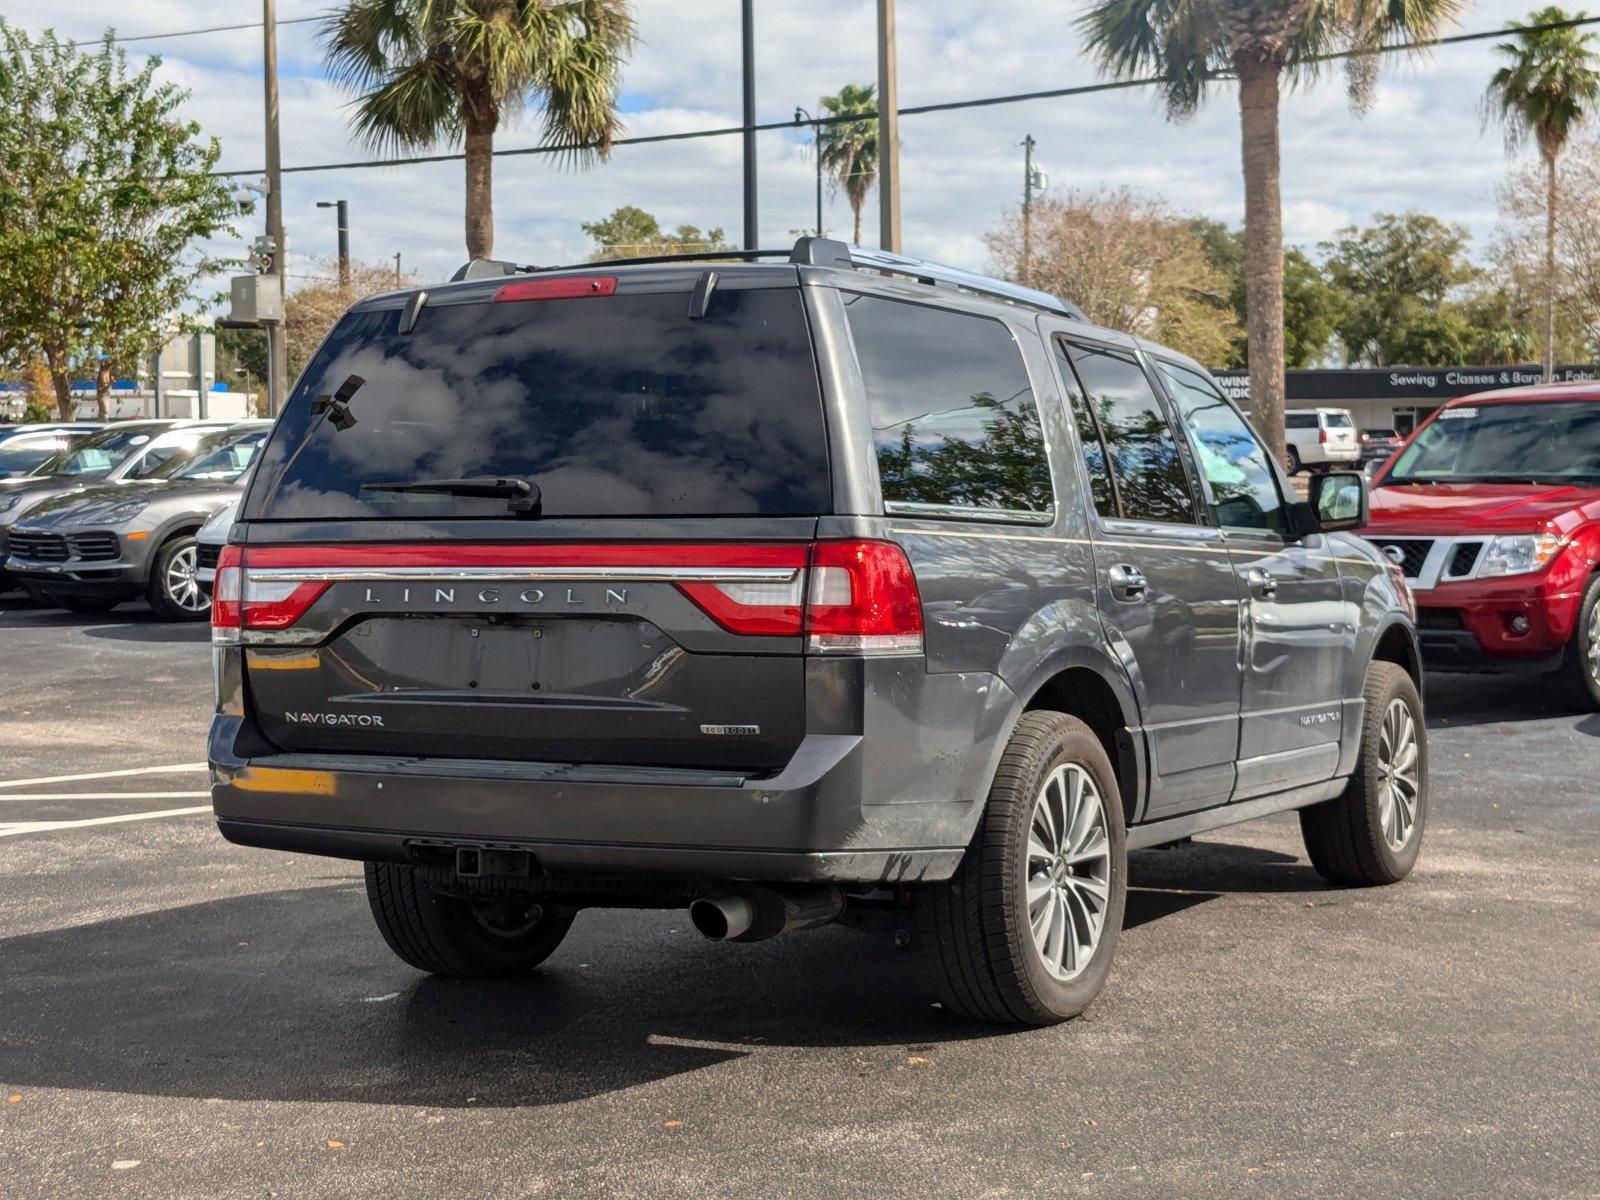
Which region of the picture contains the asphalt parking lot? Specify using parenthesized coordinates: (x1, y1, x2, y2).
(1, 595, 1597, 1200)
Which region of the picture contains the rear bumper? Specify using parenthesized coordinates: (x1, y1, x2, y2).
(208, 664, 1016, 885)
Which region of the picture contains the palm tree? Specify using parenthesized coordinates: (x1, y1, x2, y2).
(818, 83, 879, 246)
(1486, 8, 1600, 381)
(1079, 0, 1462, 465)
(321, 0, 636, 261)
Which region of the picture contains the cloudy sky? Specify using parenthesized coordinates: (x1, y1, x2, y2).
(5, 0, 1553, 286)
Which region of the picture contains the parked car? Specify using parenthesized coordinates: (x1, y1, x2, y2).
(1284, 408, 1361, 474)
(1364, 384, 1600, 708)
(1358, 426, 1404, 471)
(7, 422, 270, 619)
(194, 497, 238, 597)
(209, 237, 1425, 1026)
(0, 426, 97, 480)
(0, 420, 233, 594)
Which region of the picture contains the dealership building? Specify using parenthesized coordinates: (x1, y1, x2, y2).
(1213, 363, 1599, 434)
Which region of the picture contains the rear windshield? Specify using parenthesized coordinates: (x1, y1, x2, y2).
(246, 285, 830, 520)
(1323, 412, 1353, 429)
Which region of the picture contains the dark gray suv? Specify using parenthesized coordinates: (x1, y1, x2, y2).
(209, 238, 1425, 1025)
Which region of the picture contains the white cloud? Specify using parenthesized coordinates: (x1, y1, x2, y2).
(5, 0, 1554, 288)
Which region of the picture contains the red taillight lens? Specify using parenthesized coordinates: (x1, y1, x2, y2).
(493, 275, 617, 302)
(804, 540, 924, 655)
(1319, 429, 1329, 444)
(211, 544, 330, 645)
(675, 546, 809, 636)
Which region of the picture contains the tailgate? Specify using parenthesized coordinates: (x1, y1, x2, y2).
(239, 540, 815, 772)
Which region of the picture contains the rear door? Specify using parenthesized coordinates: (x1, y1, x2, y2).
(1053, 337, 1243, 818)
(1153, 360, 1349, 796)
(236, 274, 832, 772)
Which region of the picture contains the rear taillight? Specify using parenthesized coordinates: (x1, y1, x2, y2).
(675, 540, 924, 655)
(804, 540, 924, 655)
(211, 544, 331, 646)
(1319, 429, 1329, 444)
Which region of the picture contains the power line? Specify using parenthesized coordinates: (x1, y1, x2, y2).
(177, 12, 1592, 180)
(103, 17, 319, 46)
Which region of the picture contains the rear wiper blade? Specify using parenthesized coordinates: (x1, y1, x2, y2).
(362, 475, 542, 515)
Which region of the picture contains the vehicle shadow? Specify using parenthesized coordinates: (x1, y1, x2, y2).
(1423, 671, 1586, 729)
(0, 845, 1312, 1109)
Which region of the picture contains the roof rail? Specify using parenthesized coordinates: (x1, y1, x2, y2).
(449, 238, 1087, 322)
(791, 236, 1086, 321)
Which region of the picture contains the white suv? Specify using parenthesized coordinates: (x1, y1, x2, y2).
(1285, 408, 1360, 474)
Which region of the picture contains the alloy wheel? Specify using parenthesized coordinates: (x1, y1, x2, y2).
(164, 544, 208, 614)
(1376, 698, 1421, 853)
(1026, 762, 1112, 982)
(1587, 599, 1600, 685)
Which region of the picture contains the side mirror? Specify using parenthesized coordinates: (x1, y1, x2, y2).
(1307, 470, 1368, 533)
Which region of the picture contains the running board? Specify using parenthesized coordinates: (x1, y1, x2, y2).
(1126, 778, 1347, 851)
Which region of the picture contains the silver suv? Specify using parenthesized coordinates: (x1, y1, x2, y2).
(209, 239, 1425, 1025)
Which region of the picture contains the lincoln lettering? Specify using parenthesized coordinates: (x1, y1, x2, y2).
(359, 585, 629, 607)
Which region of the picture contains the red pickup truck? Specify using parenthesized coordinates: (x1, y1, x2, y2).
(1362, 383, 1600, 709)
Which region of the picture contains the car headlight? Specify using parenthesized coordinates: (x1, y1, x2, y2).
(1478, 533, 1565, 577)
(99, 499, 150, 525)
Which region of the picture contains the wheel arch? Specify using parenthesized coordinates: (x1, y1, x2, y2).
(1013, 651, 1145, 827)
(1370, 618, 1422, 687)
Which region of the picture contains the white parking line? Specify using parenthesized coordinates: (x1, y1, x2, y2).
(0, 762, 209, 790)
(0, 790, 212, 803)
(0, 806, 212, 838)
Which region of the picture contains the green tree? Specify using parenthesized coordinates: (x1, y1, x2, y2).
(1322, 212, 1481, 365)
(817, 83, 878, 246)
(1080, 0, 1464, 466)
(0, 26, 243, 419)
(321, 0, 636, 261)
(1485, 6, 1600, 379)
(581, 205, 729, 259)
(1191, 219, 1339, 368)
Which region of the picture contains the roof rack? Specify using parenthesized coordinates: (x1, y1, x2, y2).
(448, 237, 1087, 321)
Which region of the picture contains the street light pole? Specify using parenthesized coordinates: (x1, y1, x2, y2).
(794, 107, 823, 238)
(876, 0, 902, 252)
(741, 0, 758, 250)
(317, 199, 350, 289)
(261, 0, 287, 416)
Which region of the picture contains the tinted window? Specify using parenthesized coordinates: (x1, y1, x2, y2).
(249, 287, 830, 519)
(1157, 361, 1284, 534)
(1062, 342, 1195, 524)
(1285, 413, 1318, 430)
(846, 294, 1053, 519)
(1324, 411, 1353, 429)
(0, 436, 66, 476)
(1053, 341, 1117, 515)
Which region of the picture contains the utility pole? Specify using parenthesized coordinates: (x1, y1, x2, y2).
(262, 0, 287, 415)
(876, 0, 902, 252)
(1021, 135, 1035, 286)
(740, 0, 758, 250)
(317, 199, 350, 289)
(794, 107, 823, 238)
(394, 252, 402, 287)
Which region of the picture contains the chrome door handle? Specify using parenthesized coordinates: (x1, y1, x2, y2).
(1108, 563, 1147, 602)
(1245, 567, 1277, 599)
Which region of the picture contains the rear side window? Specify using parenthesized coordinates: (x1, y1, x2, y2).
(1286, 413, 1318, 430)
(845, 294, 1053, 521)
(1059, 340, 1196, 525)
(247, 286, 830, 520)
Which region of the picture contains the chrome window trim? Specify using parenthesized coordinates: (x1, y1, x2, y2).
(883, 500, 1055, 526)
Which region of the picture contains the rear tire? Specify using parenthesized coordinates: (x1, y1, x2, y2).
(1286, 446, 1302, 475)
(1556, 574, 1600, 712)
(917, 711, 1127, 1026)
(364, 862, 575, 978)
(1300, 662, 1427, 886)
(146, 534, 210, 622)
